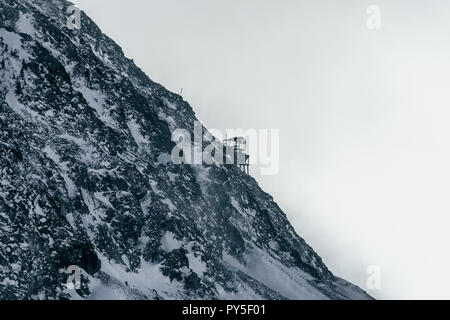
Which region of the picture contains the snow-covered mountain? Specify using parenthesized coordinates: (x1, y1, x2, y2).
(0, 0, 371, 300)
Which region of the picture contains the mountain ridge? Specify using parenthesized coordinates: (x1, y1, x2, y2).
(0, 0, 371, 300)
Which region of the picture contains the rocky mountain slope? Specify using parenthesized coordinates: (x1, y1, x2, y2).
(0, 0, 371, 300)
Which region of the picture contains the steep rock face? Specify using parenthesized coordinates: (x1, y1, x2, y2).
(0, 0, 370, 300)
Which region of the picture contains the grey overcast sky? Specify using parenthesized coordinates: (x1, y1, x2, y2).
(72, 0, 450, 299)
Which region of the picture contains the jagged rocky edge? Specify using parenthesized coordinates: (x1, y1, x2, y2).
(0, 0, 371, 300)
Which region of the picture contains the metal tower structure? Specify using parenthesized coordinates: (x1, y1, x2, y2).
(223, 137, 250, 174)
